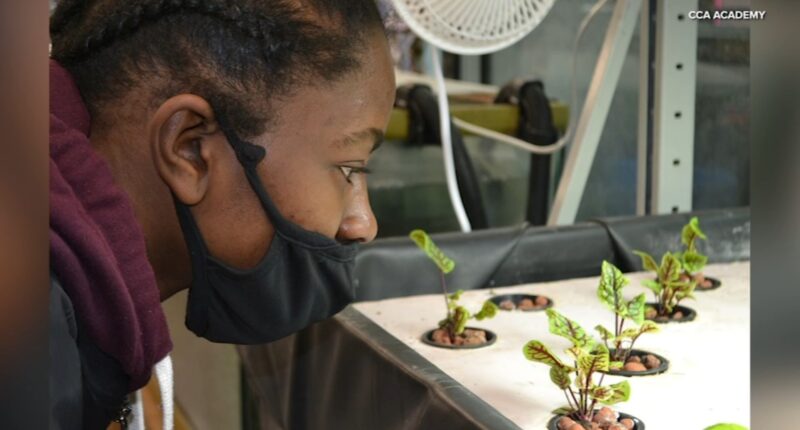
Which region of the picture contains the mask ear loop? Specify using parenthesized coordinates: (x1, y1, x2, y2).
(214, 115, 356, 257)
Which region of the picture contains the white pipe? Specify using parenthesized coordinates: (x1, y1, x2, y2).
(431, 46, 472, 232)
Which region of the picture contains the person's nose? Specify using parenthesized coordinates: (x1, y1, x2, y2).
(336, 180, 378, 243)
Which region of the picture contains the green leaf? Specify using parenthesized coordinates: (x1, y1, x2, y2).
(626, 294, 647, 325)
(409, 229, 455, 274)
(451, 306, 470, 335)
(703, 424, 748, 430)
(474, 300, 498, 320)
(594, 325, 615, 342)
(619, 328, 640, 339)
(523, 341, 566, 368)
(637, 320, 660, 336)
(546, 309, 594, 348)
(565, 346, 582, 360)
(448, 290, 464, 301)
(590, 385, 613, 402)
(601, 381, 631, 405)
(551, 406, 574, 416)
(549, 366, 571, 389)
(578, 343, 610, 374)
(597, 261, 629, 315)
(609, 361, 624, 370)
(642, 279, 663, 295)
(633, 250, 658, 272)
(681, 216, 707, 251)
(682, 250, 708, 274)
(658, 252, 683, 283)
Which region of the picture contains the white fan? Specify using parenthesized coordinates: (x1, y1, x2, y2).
(394, 0, 554, 232)
(391, 0, 554, 56)
(391, 0, 608, 232)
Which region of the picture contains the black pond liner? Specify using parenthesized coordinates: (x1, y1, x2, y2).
(603, 349, 669, 377)
(547, 411, 645, 430)
(488, 294, 554, 311)
(695, 276, 722, 291)
(645, 303, 697, 323)
(420, 327, 497, 350)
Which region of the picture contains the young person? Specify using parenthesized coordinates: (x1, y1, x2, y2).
(49, 1, 395, 428)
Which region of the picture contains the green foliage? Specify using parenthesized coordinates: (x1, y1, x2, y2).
(594, 262, 655, 361)
(546, 309, 594, 348)
(658, 252, 683, 283)
(625, 293, 646, 325)
(549, 366, 571, 389)
(681, 216, 707, 251)
(641, 279, 663, 295)
(634, 250, 658, 272)
(446, 290, 464, 310)
(703, 424, 748, 430)
(474, 300, 498, 320)
(577, 344, 610, 374)
(597, 261, 629, 315)
(409, 230, 496, 340)
(681, 250, 708, 274)
(602, 381, 631, 405)
(680, 217, 710, 275)
(595, 325, 614, 341)
(409, 229, 455, 274)
(439, 291, 497, 337)
(449, 306, 470, 335)
(524, 310, 632, 421)
(635, 249, 696, 317)
(523, 340, 566, 368)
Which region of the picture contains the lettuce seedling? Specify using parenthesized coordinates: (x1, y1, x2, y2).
(678, 216, 709, 278)
(523, 309, 630, 423)
(594, 261, 659, 362)
(633, 250, 696, 318)
(410, 229, 497, 342)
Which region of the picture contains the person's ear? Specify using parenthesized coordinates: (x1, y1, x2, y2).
(148, 94, 223, 205)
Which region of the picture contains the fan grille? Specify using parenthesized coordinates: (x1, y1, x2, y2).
(392, 0, 554, 55)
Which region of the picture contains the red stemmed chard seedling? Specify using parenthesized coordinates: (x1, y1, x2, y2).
(594, 261, 659, 362)
(409, 229, 497, 343)
(523, 309, 630, 424)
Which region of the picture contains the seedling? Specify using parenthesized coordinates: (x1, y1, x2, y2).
(678, 216, 718, 289)
(409, 229, 498, 343)
(523, 309, 630, 424)
(594, 261, 659, 362)
(633, 250, 696, 319)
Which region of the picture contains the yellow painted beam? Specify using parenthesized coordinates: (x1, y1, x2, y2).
(385, 101, 568, 141)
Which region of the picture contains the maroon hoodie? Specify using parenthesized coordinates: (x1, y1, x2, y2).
(49, 60, 172, 390)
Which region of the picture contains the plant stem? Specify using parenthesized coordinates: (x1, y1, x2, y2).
(587, 374, 605, 420)
(564, 390, 577, 412)
(439, 271, 450, 319)
(568, 388, 581, 415)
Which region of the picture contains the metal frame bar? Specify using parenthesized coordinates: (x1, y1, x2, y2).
(636, 0, 654, 216)
(548, 0, 643, 225)
(649, 0, 698, 214)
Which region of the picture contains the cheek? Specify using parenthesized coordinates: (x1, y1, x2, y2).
(258, 157, 347, 239)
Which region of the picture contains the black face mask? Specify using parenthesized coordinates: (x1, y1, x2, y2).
(174, 118, 358, 344)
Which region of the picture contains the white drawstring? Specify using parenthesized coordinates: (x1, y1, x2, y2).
(130, 390, 144, 430)
(154, 355, 174, 430)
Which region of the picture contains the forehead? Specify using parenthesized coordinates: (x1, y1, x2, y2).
(267, 33, 395, 143)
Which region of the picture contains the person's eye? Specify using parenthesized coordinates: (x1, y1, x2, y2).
(338, 165, 372, 184)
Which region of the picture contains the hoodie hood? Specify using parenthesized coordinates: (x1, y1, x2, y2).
(49, 59, 172, 390)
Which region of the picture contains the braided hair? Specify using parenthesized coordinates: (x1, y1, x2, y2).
(50, 0, 384, 137)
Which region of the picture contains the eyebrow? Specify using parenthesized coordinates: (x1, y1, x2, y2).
(339, 128, 385, 153)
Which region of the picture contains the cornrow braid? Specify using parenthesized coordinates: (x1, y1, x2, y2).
(50, 0, 383, 137)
